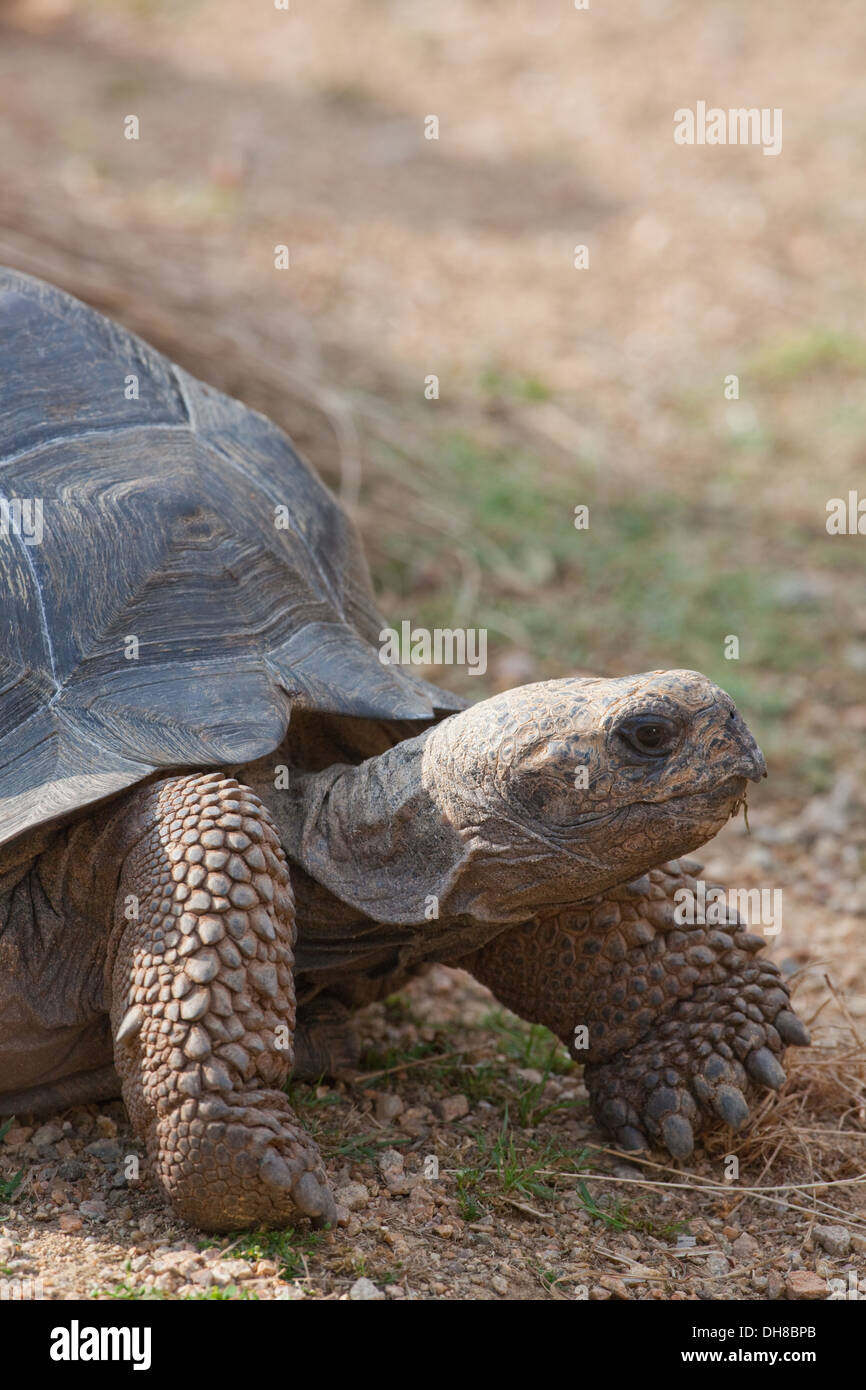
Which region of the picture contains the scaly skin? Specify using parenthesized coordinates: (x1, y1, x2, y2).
(109, 773, 335, 1231)
(292, 994, 360, 1080)
(1, 670, 813, 1226)
(464, 860, 809, 1159)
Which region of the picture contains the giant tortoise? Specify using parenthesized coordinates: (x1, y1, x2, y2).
(0, 269, 809, 1230)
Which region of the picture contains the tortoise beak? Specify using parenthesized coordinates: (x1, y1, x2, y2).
(732, 727, 767, 783)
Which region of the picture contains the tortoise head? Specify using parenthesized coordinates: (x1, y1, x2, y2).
(424, 669, 766, 914)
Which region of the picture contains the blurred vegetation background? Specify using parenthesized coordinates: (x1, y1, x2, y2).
(0, 0, 863, 806)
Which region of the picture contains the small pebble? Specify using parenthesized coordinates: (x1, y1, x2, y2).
(732, 1232, 761, 1260)
(84, 1139, 122, 1163)
(376, 1093, 404, 1122)
(785, 1270, 828, 1300)
(349, 1277, 384, 1301)
(334, 1182, 370, 1211)
(812, 1224, 851, 1258)
(78, 1200, 108, 1220)
(437, 1094, 469, 1122)
(31, 1123, 63, 1148)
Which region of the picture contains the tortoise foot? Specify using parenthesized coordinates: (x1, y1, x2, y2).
(152, 1089, 335, 1232)
(585, 947, 809, 1161)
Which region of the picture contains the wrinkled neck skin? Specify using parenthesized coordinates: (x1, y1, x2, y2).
(283, 725, 461, 927)
(282, 715, 719, 929)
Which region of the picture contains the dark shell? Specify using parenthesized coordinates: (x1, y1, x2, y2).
(0, 268, 460, 846)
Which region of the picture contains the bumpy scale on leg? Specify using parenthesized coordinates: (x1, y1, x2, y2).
(465, 861, 809, 1160)
(109, 773, 336, 1231)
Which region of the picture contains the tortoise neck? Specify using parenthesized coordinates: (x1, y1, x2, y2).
(282, 713, 575, 929)
(282, 721, 499, 927)
(283, 728, 438, 924)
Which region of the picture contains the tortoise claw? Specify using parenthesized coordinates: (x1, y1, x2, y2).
(661, 1113, 694, 1159)
(293, 1170, 337, 1226)
(746, 1046, 786, 1090)
(712, 1084, 750, 1129)
(259, 1151, 336, 1225)
(617, 1125, 649, 1152)
(775, 1010, 810, 1047)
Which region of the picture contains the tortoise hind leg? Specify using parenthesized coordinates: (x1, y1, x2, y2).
(109, 772, 335, 1232)
(292, 995, 360, 1081)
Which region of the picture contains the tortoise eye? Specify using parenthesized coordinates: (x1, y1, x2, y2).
(617, 716, 677, 757)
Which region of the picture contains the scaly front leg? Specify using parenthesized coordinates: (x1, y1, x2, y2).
(464, 861, 809, 1159)
(109, 773, 335, 1231)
